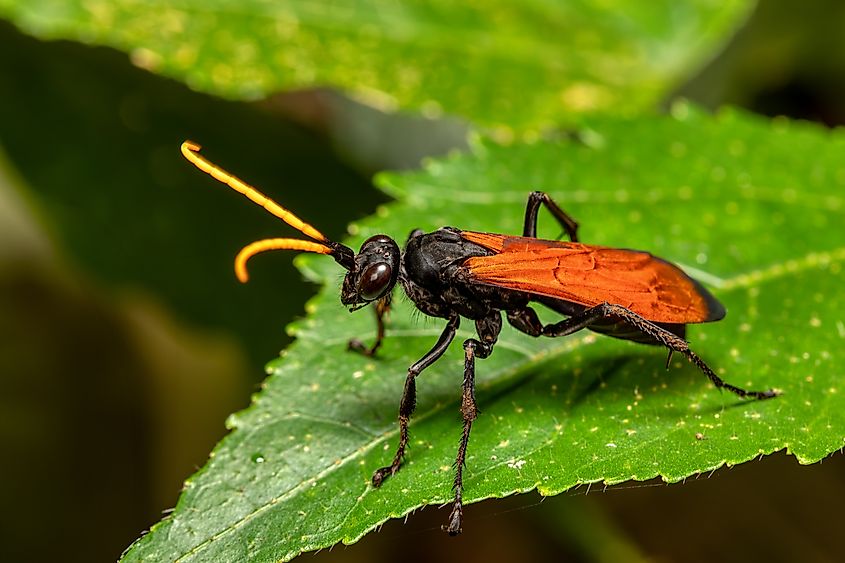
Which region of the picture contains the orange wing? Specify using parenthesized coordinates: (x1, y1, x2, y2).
(460, 231, 723, 324)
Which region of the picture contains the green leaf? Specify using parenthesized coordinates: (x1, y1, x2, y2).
(121, 104, 845, 561)
(0, 0, 754, 129)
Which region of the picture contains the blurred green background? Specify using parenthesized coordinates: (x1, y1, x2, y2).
(2, 1, 845, 561)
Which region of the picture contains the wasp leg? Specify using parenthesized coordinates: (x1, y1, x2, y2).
(444, 314, 501, 535)
(372, 315, 460, 487)
(348, 293, 392, 356)
(507, 305, 777, 400)
(523, 191, 580, 242)
(506, 307, 544, 336)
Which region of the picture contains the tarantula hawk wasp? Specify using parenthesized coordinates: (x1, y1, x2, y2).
(181, 141, 777, 535)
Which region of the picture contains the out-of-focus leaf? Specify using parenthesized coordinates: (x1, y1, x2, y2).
(0, 0, 754, 130)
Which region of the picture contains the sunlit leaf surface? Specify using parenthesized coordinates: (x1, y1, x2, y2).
(122, 106, 845, 561)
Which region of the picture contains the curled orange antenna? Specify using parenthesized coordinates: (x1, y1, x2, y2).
(181, 141, 329, 243)
(235, 238, 332, 282)
(181, 140, 356, 281)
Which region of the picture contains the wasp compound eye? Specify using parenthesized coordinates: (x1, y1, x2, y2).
(359, 262, 392, 300)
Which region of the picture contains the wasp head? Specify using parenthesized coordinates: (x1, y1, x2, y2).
(340, 234, 401, 310)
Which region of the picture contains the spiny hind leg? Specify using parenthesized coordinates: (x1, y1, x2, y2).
(506, 305, 777, 400)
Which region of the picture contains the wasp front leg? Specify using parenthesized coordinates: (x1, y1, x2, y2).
(348, 292, 392, 356)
